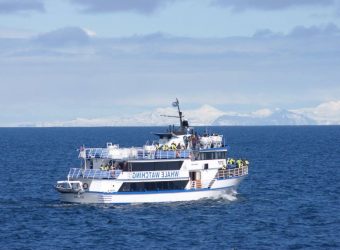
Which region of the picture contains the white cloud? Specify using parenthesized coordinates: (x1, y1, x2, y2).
(212, 0, 335, 11)
(294, 100, 340, 124)
(82, 28, 96, 37)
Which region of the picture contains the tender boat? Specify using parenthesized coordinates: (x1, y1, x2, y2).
(55, 99, 249, 203)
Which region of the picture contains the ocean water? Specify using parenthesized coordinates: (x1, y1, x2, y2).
(0, 126, 339, 249)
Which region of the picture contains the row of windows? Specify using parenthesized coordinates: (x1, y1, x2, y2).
(130, 161, 183, 171)
(118, 180, 188, 192)
(198, 152, 227, 160)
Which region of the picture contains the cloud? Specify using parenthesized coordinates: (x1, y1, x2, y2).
(33, 27, 91, 47)
(69, 0, 177, 14)
(1, 24, 340, 126)
(0, 0, 44, 14)
(1, 23, 339, 70)
(253, 23, 340, 40)
(288, 23, 340, 38)
(212, 0, 335, 11)
(296, 101, 340, 124)
(1, 23, 339, 63)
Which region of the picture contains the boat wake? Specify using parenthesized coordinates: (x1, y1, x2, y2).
(215, 189, 238, 201)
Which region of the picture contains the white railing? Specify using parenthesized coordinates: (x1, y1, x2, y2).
(83, 148, 109, 159)
(80, 147, 192, 160)
(216, 165, 248, 179)
(67, 168, 122, 180)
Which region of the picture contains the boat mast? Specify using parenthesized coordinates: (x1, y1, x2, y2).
(173, 98, 183, 129)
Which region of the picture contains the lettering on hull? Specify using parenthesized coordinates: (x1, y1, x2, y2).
(130, 170, 180, 180)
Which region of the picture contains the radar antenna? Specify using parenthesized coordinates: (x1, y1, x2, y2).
(160, 98, 184, 129)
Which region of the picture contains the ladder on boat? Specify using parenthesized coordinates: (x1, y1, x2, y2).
(191, 180, 202, 189)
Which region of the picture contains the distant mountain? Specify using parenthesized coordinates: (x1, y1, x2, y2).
(213, 109, 317, 126)
(26, 105, 226, 127)
(15, 104, 339, 127)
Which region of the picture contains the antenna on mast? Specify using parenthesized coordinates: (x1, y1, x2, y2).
(160, 98, 187, 134)
(172, 98, 183, 128)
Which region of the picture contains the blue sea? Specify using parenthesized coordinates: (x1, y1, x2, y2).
(0, 126, 339, 249)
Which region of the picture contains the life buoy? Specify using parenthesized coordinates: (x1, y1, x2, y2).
(83, 183, 89, 189)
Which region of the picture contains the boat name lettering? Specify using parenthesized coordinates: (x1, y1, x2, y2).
(131, 171, 180, 179)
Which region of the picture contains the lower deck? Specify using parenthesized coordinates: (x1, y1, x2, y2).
(58, 177, 244, 204)
(56, 165, 248, 196)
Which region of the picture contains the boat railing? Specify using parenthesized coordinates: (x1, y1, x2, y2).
(142, 150, 191, 160)
(68, 168, 122, 180)
(81, 148, 109, 159)
(80, 147, 193, 160)
(216, 165, 248, 179)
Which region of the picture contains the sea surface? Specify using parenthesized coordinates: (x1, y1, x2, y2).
(0, 126, 339, 249)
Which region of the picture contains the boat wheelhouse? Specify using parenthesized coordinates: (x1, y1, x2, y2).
(55, 99, 249, 203)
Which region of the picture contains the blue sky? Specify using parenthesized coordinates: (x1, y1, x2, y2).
(1, 0, 340, 126)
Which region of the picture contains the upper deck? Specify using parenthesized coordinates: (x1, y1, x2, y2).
(80, 147, 228, 161)
(82, 147, 191, 160)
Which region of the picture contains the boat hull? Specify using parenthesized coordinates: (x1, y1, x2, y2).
(58, 177, 244, 204)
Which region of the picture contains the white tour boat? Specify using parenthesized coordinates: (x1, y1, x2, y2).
(55, 99, 249, 204)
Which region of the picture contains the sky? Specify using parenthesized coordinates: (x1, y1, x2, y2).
(1, 0, 340, 126)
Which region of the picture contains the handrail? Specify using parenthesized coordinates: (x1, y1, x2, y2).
(80, 147, 193, 160)
(83, 148, 109, 159)
(216, 165, 248, 179)
(68, 168, 122, 180)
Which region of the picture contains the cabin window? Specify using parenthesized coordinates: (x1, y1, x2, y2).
(130, 161, 183, 171)
(199, 152, 227, 160)
(118, 180, 188, 192)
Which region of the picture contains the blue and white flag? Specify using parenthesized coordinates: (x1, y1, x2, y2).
(172, 100, 179, 107)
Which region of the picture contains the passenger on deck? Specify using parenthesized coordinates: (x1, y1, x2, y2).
(184, 136, 188, 149)
(236, 159, 242, 168)
(176, 143, 181, 150)
(123, 162, 128, 171)
(192, 135, 197, 149)
(228, 158, 235, 166)
(114, 161, 119, 170)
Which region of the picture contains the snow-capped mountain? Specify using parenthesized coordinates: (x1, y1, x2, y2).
(213, 109, 317, 126)
(17, 100, 340, 127)
(27, 105, 225, 127)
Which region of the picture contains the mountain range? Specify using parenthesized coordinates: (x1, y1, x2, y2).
(18, 101, 340, 127)
(213, 109, 316, 126)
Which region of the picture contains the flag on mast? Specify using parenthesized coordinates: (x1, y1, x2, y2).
(172, 99, 179, 107)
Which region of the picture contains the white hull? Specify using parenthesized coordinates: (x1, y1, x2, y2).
(59, 177, 244, 204)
